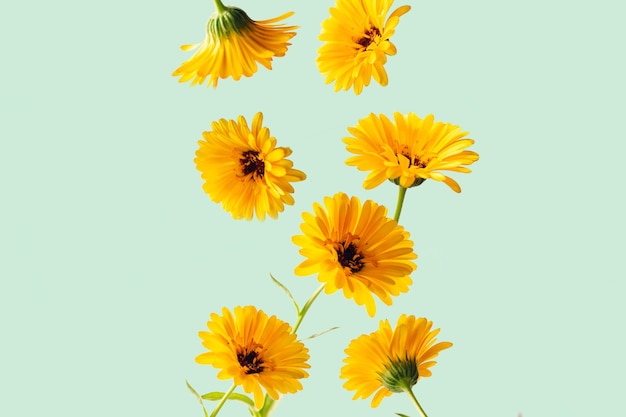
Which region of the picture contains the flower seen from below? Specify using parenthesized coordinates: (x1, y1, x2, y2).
(292, 192, 416, 317)
(195, 112, 306, 221)
(344, 112, 479, 192)
(172, 1, 297, 87)
(316, 0, 411, 95)
(196, 306, 310, 409)
(341, 315, 452, 407)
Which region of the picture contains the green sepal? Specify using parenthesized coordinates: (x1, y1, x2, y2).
(389, 177, 426, 188)
(206, 7, 253, 39)
(378, 354, 419, 393)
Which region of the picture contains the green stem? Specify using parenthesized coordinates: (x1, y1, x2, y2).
(210, 383, 237, 417)
(291, 284, 325, 335)
(212, 0, 227, 13)
(403, 387, 428, 417)
(257, 395, 278, 417)
(393, 186, 408, 222)
(255, 284, 324, 416)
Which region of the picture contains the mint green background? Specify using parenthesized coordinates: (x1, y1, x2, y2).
(2, 1, 625, 416)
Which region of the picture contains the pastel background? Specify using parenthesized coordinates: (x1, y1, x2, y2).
(2, 1, 624, 416)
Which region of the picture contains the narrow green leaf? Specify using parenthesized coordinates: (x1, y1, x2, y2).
(270, 274, 300, 314)
(201, 391, 255, 408)
(395, 413, 411, 417)
(185, 380, 209, 417)
(303, 326, 340, 340)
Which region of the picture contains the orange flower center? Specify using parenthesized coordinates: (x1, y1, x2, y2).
(236, 341, 266, 374)
(239, 150, 265, 179)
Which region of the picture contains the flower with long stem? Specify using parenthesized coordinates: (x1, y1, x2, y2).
(173, 0, 297, 87)
(344, 112, 478, 192)
(341, 315, 452, 416)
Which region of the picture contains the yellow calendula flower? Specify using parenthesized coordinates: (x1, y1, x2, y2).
(316, 0, 410, 94)
(341, 315, 452, 407)
(172, 0, 297, 87)
(292, 192, 416, 317)
(344, 112, 479, 192)
(195, 112, 306, 221)
(196, 306, 310, 409)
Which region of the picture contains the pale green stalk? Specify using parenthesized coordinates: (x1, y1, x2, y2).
(210, 383, 237, 417)
(403, 386, 429, 417)
(257, 395, 278, 417)
(291, 284, 325, 335)
(213, 0, 227, 13)
(393, 186, 408, 222)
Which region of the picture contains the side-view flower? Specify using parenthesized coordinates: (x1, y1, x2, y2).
(344, 112, 479, 192)
(292, 192, 417, 317)
(196, 306, 311, 411)
(341, 315, 452, 415)
(173, 0, 297, 87)
(194, 112, 306, 221)
(317, 0, 411, 94)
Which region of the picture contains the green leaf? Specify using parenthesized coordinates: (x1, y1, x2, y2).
(303, 326, 339, 340)
(201, 391, 255, 408)
(270, 274, 300, 314)
(185, 380, 209, 417)
(395, 413, 411, 417)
